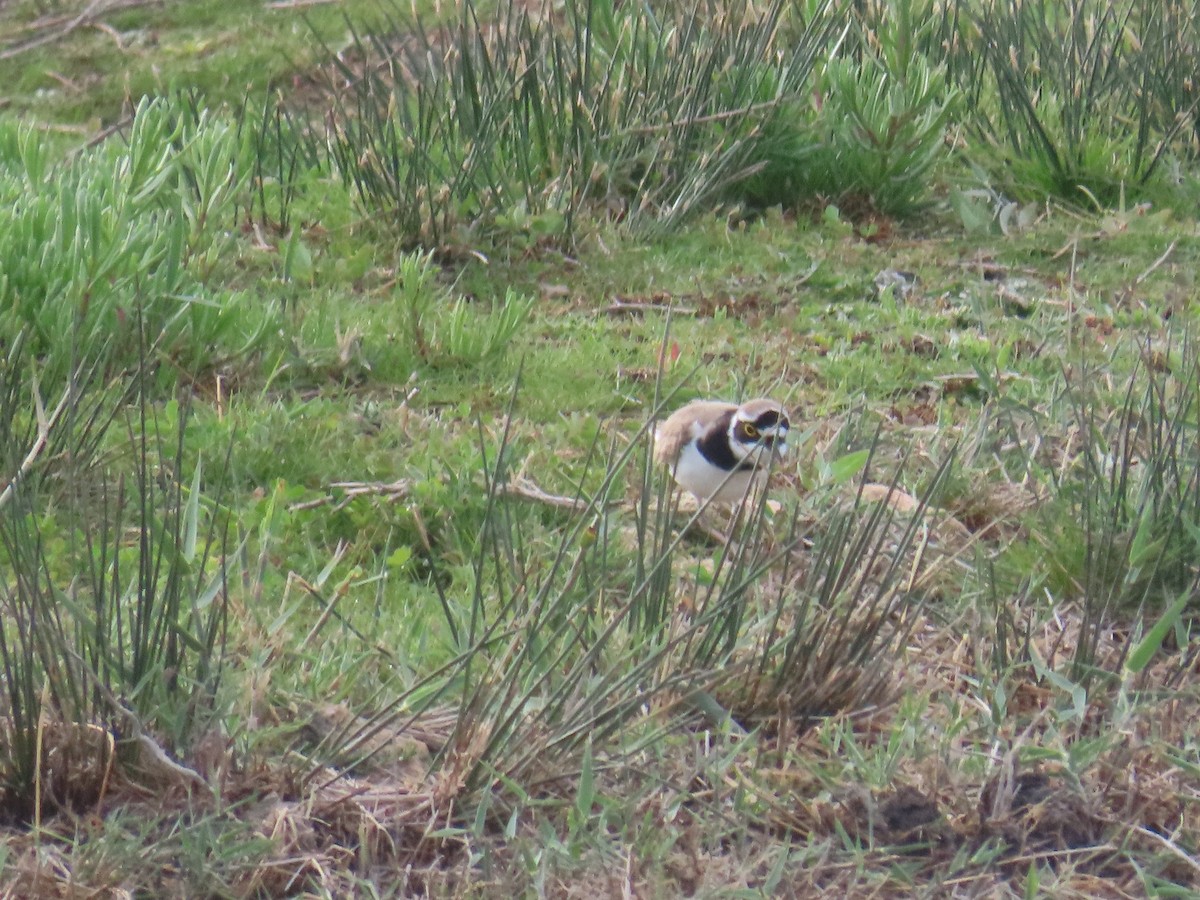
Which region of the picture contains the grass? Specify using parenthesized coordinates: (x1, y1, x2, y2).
(0, 0, 391, 126)
(1, 0, 1199, 896)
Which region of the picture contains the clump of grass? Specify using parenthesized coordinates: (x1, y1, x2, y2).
(241, 95, 325, 237)
(0, 326, 232, 820)
(0, 95, 274, 384)
(754, 0, 958, 216)
(393, 252, 532, 368)
(957, 0, 1199, 205)
(1028, 332, 1200, 685)
(727, 453, 958, 727)
(312, 0, 837, 248)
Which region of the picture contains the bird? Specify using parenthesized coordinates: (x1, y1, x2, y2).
(653, 398, 790, 505)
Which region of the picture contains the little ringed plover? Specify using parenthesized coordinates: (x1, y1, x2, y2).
(654, 398, 790, 505)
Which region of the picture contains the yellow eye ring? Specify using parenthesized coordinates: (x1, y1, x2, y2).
(741, 422, 760, 440)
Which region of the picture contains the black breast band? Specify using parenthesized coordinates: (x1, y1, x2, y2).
(696, 409, 758, 472)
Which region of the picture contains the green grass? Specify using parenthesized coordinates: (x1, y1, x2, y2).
(2, 0, 1200, 896)
(0, 0, 387, 125)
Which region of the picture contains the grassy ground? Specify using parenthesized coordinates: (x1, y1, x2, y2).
(2, 1, 1199, 897)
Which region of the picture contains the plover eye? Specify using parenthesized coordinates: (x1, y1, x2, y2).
(740, 422, 760, 440)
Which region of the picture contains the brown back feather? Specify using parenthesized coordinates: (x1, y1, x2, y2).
(653, 400, 738, 466)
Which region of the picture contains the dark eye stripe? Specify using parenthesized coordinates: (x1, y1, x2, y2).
(753, 411, 785, 429)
